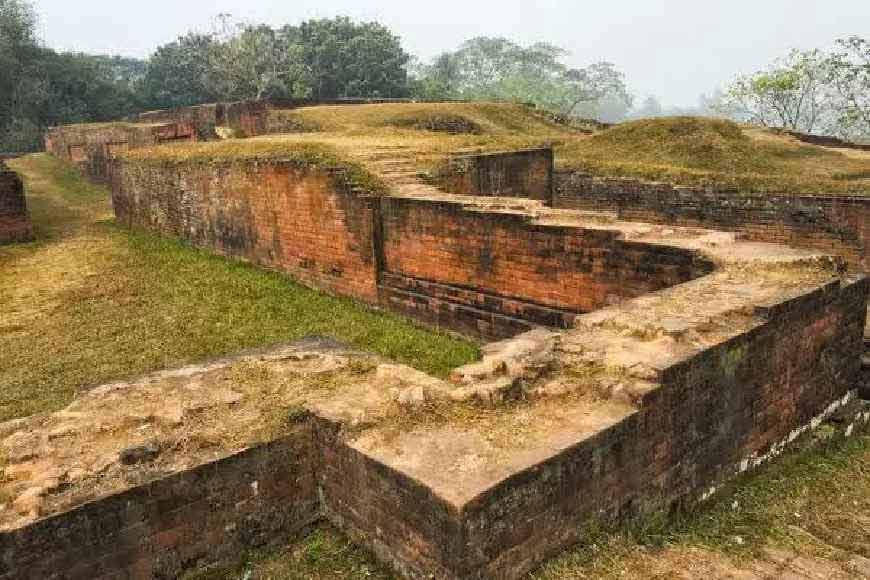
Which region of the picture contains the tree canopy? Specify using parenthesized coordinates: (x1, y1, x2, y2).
(409, 37, 633, 122)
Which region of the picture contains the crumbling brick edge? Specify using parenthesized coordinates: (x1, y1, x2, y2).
(2, 387, 868, 579)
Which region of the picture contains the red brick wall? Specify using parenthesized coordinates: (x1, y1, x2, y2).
(433, 148, 553, 202)
(0, 162, 33, 245)
(330, 276, 870, 580)
(555, 171, 870, 273)
(0, 428, 319, 580)
(45, 122, 196, 183)
(379, 196, 712, 333)
(113, 160, 381, 302)
(464, 276, 869, 579)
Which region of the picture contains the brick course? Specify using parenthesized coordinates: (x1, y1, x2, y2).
(432, 148, 553, 202)
(331, 276, 869, 580)
(555, 171, 870, 273)
(44, 122, 196, 183)
(0, 427, 319, 580)
(112, 159, 713, 338)
(112, 160, 381, 303)
(0, 162, 33, 244)
(378, 195, 712, 337)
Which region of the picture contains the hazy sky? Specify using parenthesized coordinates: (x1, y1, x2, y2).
(30, 0, 870, 108)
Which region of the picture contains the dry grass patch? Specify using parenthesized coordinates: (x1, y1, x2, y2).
(557, 116, 870, 194)
(0, 154, 478, 422)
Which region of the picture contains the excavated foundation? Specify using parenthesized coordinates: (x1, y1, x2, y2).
(14, 107, 868, 579)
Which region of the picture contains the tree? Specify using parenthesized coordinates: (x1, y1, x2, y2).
(279, 17, 410, 99)
(827, 36, 870, 138)
(633, 96, 664, 118)
(561, 61, 633, 120)
(142, 33, 218, 109)
(410, 37, 632, 121)
(0, 0, 42, 148)
(717, 49, 833, 133)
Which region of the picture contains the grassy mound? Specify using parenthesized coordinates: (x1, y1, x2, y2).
(558, 116, 870, 194)
(121, 140, 387, 195)
(275, 102, 574, 136)
(385, 112, 483, 134)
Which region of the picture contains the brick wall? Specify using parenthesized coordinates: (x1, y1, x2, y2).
(137, 98, 457, 140)
(0, 427, 319, 580)
(331, 276, 870, 579)
(0, 162, 33, 244)
(433, 148, 553, 202)
(555, 171, 870, 273)
(378, 196, 713, 338)
(111, 158, 713, 339)
(112, 160, 381, 303)
(467, 277, 868, 579)
(1, 278, 866, 580)
(784, 130, 870, 151)
(45, 122, 196, 183)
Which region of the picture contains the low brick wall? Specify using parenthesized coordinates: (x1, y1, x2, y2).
(433, 148, 553, 202)
(137, 98, 455, 140)
(0, 162, 32, 244)
(44, 122, 196, 183)
(0, 427, 319, 580)
(332, 276, 870, 579)
(112, 158, 712, 339)
(555, 171, 870, 273)
(113, 160, 382, 303)
(378, 196, 713, 338)
(784, 130, 870, 151)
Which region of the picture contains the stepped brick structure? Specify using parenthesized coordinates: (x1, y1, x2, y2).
(13, 101, 869, 580)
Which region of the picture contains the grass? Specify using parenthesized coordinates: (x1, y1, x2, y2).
(265, 104, 870, 195)
(0, 154, 478, 422)
(189, 424, 870, 579)
(557, 116, 870, 194)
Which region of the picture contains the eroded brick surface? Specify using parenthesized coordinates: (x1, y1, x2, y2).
(433, 148, 553, 202)
(0, 162, 32, 244)
(555, 171, 870, 272)
(44, 122, 196, 183)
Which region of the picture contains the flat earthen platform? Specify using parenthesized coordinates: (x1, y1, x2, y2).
(1, 209, 867, 579)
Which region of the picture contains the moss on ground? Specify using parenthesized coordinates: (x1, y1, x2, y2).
(0, 154, 478, 422)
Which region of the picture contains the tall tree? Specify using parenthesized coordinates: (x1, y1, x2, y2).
(717, 49, 833, 133)
(279, 17, 410, 99)
(0, 0, 42, 149)
(410, 37, 632, 121)
(827, 36, 870, 138)
(142, 33, 218, 109)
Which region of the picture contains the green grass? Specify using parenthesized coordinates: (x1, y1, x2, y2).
(533, 425, 870, 578)
(0, 154, 478, 422)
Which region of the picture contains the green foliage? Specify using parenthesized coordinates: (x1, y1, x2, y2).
(718, 49, 832, 133)
(141, 33, 218, 109)
(0, 0, 146, 151)
(280, 17, 411, 99)
(141, 16, 411, 107)
(828, 36, 870, 139)
(409, 37, 632, 122)
(717, 39, 870, 140)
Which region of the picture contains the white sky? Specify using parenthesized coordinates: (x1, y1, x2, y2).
(30, 0, 870, 108)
